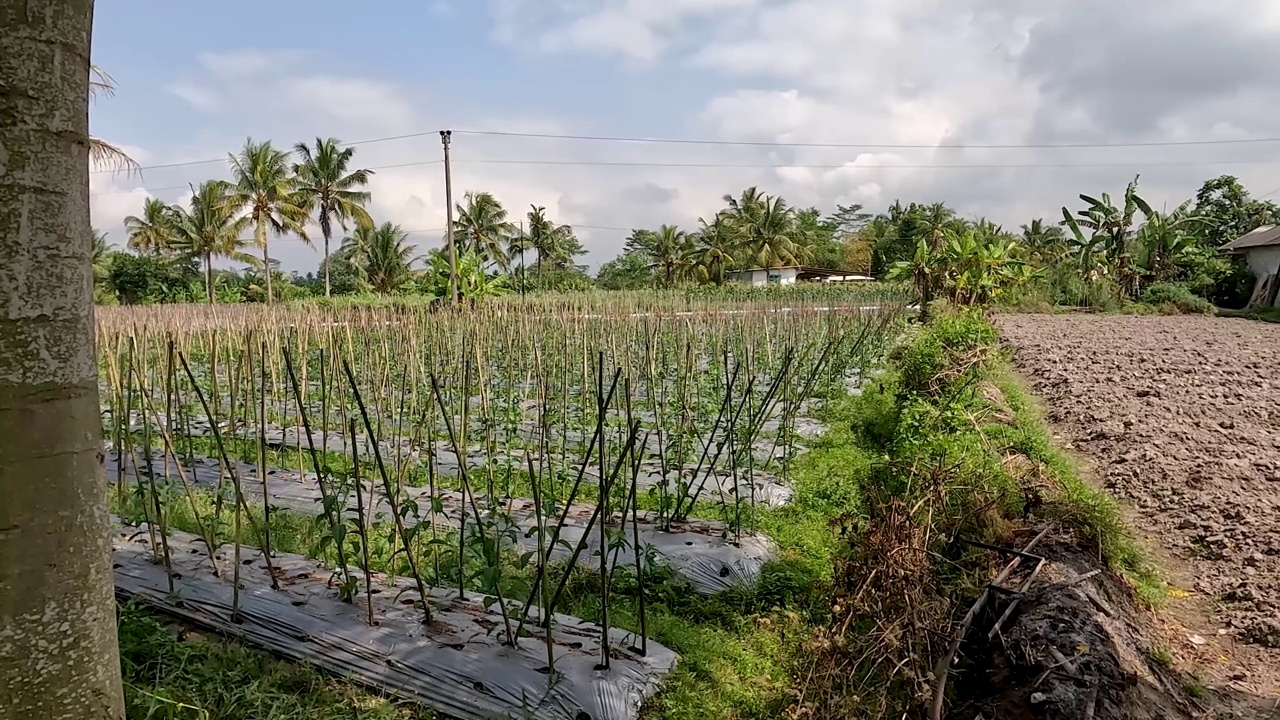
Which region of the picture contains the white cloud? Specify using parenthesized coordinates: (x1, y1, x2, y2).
(479, 0, 1280, 237)
(166, 81, 221, 112)
(287, 77, 416, 136)
(492, 0, 763, 62)
(197, 49, 309, 77)
(95, 3, 1280, 274)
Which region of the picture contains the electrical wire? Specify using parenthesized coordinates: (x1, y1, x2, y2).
(453, 128, 1280, 150)
(90, 155, 1280, 197)
(94, 124, 1280, 175)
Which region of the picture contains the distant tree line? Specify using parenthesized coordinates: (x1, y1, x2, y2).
(93, 134, 1273, 310)
(94, 137, 597, 305)
(597, 173, 1272, 312)
(880, 173, 1273, 312)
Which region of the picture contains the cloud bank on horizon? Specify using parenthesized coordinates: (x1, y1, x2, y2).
(90, 0, 1280, 272)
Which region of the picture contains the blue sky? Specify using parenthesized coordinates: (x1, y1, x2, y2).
(91, 1, 720, 144)
(89, 0, 1280, 272)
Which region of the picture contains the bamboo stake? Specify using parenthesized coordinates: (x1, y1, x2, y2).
(343, 356, 432, 625)
(179, 350, 279, 591)
(350, 419, 377, 627)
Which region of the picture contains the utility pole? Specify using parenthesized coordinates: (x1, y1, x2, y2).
(519, 219, 526, 297)
(440, 129, 458, 304)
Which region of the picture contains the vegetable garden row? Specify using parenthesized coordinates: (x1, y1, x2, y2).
(99, 294, 902, 719)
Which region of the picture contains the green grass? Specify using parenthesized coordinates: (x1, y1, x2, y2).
(119, 604, 437, 719)
(1183, 668, 1211, 699)
(1141, 643, 1174, 669)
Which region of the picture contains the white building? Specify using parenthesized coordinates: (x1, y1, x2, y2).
(723, 266, 875, 287)
(1223, 226, 1280, 307)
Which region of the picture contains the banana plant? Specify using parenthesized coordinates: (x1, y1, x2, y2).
(1137, 201, 1207, 284)
(423, 250, 511, 302)
(887, 237, 943, 317)
(1061, 175, 1152, 298)
(940, 230, 1032, 305)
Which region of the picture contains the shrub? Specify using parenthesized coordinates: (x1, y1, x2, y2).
(895, 308, 997, 396)
(1139, 283, 1215, 314)
(1193, 255, 1255, 309)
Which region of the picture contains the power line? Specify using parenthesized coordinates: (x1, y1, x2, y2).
(458, 158, 1280, 170)
(147, 228, 447, 249)
(91, 132, 448, 175)
(88, 155, 1280, 198)
(454, 128, 1280, 150)
(94, 123, 1280, 176)
(90, 159, 444, 197)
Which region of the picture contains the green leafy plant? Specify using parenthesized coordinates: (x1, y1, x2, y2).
(1139, 282, 1214, 314)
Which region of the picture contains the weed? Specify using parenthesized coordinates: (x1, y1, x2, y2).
(1142, 643, 1175, 669)
(1183, 669, 1211, 699)
(793, 305, 1159, 717)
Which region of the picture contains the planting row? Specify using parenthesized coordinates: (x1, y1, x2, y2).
(99, 302, 900, 717)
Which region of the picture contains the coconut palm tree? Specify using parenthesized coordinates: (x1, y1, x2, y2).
(719, 187, 811, 268)
(627, 225, 691, 287)
(722, 186, 768, 221)
(917, 202, 956, 253)
(3, 8, 127, 714)
(1020, 218, 1063, 247)
(170, 181, 253, 303)
(690, 214, 737, 284)
(123, 197, 181, 256)
(225, 138, 310, 303)
(341, 222, 421, 294)
(523, 205, 577, 284)
(454, 191, 516, 272)
(292, 137, 374, 297)
(1019, 218, 1067, 264)
(737, 195, 810, 268)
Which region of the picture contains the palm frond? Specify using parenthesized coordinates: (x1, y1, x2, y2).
(90, 137, 141, 177)
(89, 65, 116, 100)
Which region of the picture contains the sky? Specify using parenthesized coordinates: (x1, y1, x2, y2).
(89, 0, 1280, 273)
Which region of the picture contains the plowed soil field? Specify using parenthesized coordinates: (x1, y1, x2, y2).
(998, 314, 1280, 712)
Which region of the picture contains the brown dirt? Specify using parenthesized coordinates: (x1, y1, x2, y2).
(997, 313, 1280, 718)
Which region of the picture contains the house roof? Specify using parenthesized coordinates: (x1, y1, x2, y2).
(728, 266, 856, 276)
(1222, 225, 1280, 251)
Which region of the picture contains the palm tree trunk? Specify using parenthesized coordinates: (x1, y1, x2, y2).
(257, 216, 272, 304)
(320, 213, 332, 298)
(323, 226, 331, 298)
(0, 1, 127, 717)
(205, 253, 215, 304)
